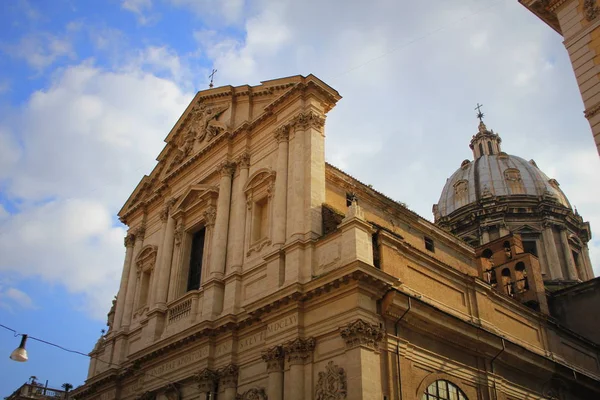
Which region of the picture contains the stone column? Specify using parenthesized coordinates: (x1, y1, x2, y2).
(155, 201, 177, 307)
(542, 223, 563, 280)
(218, 364, 238, 400)
(559, 226, 579, 280)
(197, 368, 219, 400)
(122, 226, 145, 328)
(340, 319, 384, 400)
(480, 226, 490, 245)
(230, 153, 250, 271)
(272, 126, 289, 246)
(283, 337, 315, 400)
(167, 219, 185, 301)
(210, 161, 236, 279)
(582, 245, 595, 280)
(262, 345, 284, 400)
(114, 233, 135, 331)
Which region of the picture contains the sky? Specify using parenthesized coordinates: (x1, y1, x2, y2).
(1, 0, 599, 394)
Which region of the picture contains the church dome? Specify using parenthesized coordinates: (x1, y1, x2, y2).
(434, 121, 571, 219)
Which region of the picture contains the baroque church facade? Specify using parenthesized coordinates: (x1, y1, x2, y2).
(73, 75, 600, 400)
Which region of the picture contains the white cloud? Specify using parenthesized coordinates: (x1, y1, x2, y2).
(1, 31, 76, 71)
(0, 285, 35, 312)
(169, 0, 245, 25)
(0, 60, 193, 319)
(121, 0, 158, 25)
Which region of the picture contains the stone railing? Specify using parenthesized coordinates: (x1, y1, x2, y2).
(163, 290, 203, 337)
(167, 296, 192, 324)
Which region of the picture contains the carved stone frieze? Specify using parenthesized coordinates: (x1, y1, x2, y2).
(203, 206, 217, 226)
(218, 364, 239, 389)
(235, 388, 267, 400)
(196, 368, 218, 393)
(217, 160, 237, 177)
(291, 111, 325, 131)
(261, 345, 284, 372)
(339, 319, 383, 351)
(584, 0, 599, 21)
(282, 337, 316, 364)
(174, 221, 185, 246)
(190, 103, 229, 143)
(315, 361, 347, 400)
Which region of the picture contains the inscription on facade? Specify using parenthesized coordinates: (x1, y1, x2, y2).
(93, 389, 116, 400)
(146, 348, 208, 377)
(238, 331, 266, 351)
(122, 380, 143, 397)
(216, 342, 232, 356)
(267, 315, 298, 334)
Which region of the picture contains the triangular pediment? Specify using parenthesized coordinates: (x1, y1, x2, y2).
(512, 224, 541, 234)
(172, 184, 219, 218)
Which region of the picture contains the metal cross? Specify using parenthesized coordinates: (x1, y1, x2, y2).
(209, 69, 217, 88)
(475, 103, 484, 122)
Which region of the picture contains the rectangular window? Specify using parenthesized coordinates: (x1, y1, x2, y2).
(252, 197, 269, 242)
(424, 237, 435, 252)
(522, 240, 537, 257)
(138, 270, 151, 307)
(187, 228, 206, 291)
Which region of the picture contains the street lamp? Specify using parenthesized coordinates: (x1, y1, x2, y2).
(10, 334, 29, 362)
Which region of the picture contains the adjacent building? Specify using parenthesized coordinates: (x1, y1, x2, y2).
(520, 0, 600, 155)
(73, 75, 600, 400)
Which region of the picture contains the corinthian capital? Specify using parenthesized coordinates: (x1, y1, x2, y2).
(237, 152, 250, 168)
(203, 206, 217, 227)
(217, 160, 236, 177)
(261, 345, 284, 372)
(282, 337, 315, 365)
(274, 124, 290, 142)
(218, 364, 239, 389)
(291, 111, 325, 131)
(134, 225, 146, 241)
(340, 319, 383, 351)
(124, 233, 136, 248)
(196, 368, 218, 393)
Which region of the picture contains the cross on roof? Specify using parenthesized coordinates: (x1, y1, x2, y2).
(475, 103, 484, 122)
(209, 69, 217, 88)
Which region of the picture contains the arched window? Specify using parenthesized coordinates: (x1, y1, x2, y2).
(501, 268, 514, 297)
(487, 141, 494, 155)
(515, 262, 529, 292)
(478, 143, 484, 156)
(421, 380, 468, 400)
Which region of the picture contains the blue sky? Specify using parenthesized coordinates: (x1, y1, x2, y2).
(1, 0, 600, 394)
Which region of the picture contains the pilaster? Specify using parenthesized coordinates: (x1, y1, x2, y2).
(542, 223, 563, 280)
(218, 364, 239, 400)
(114, 233, 136, 331)
(272, 126, 289, 246)
(155, 199, 177, 307)
(339, 200, 374, 267)
(210, 160, 236, 279)
(122, 225, 145, 329)
(283, 337, 315, 400)
(559, 226, 579, 280)
(262, 345, 284, 400)
(339, 319, 384, 400)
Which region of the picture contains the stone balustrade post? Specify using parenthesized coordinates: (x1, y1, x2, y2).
(262, 345, 284, 400)
(114, 233, 135, 331)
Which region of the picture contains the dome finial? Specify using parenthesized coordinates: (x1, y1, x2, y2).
(475, 103, 487, 133)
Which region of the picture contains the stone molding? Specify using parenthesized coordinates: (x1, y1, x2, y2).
(339, 319, 383, 351)
(282, 337, 316, 364)
(217, 364, 239, 389)
(196, 368, 219, 393)
(134, 225, 146, 241)
(261, 345, 284, 372)
(217, 160, 237, 177)
(584, 100, 600, 119)
(235, 388, 267, 400)
(315, 361, 347, 400)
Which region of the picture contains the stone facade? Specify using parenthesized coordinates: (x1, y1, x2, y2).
(520, 0, 600, 155)
(73, 75, 600, 400)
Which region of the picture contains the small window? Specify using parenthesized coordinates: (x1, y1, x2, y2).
(487, 141, 494, 155)
(421, 380, 468, 400)
(522, 240, 537, 257)
(425, 237, 435, 252)
(251, 197, 269, 242)
(478, 143, 484, 156)
(187, 228, 206, 291)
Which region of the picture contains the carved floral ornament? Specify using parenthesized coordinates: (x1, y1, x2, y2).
(261, 345, 284, 371)
(339, 319, 384, 351)
(235, 388, 267, 400)
(217, 160, 237, 177)
(237, 152, 250, 169)
(585, 0, 600, 21)
(218, 364, 239, 389)
(196, 368, 219, 393)
(315, 361, 347, 400)
(124, 233, 136, 248)
(282, 337, 316, 363)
